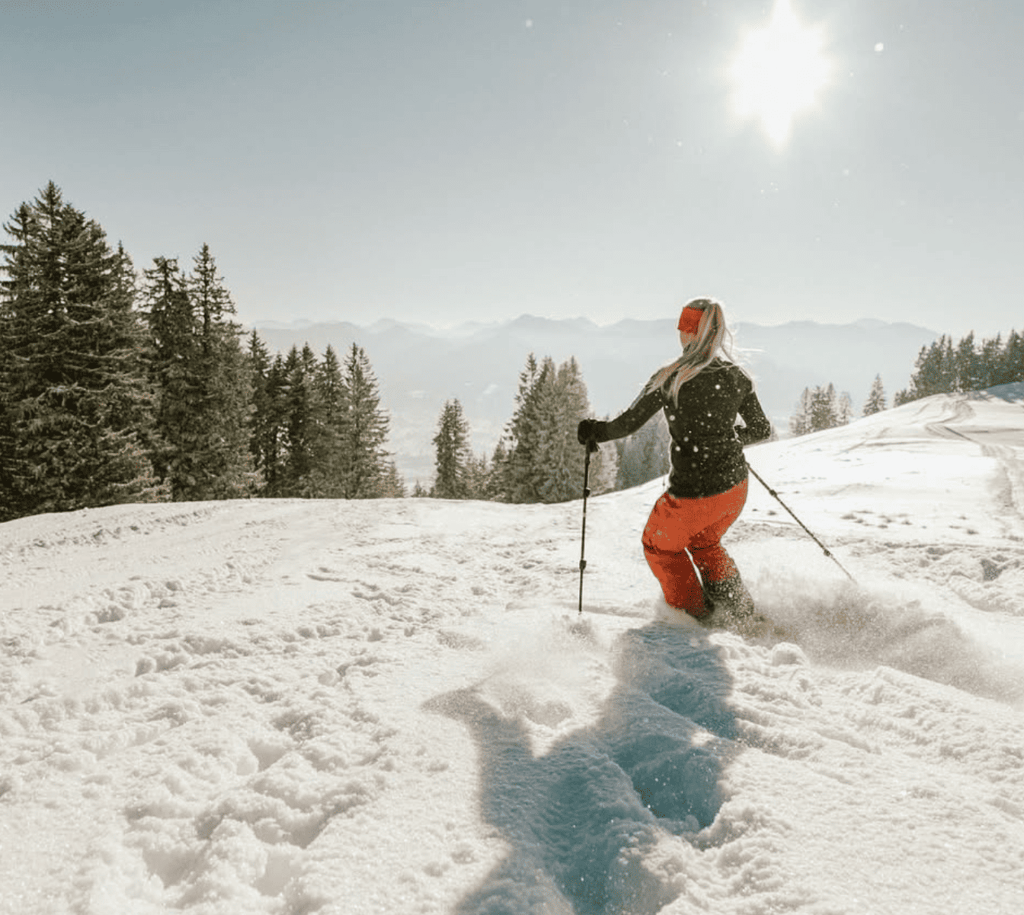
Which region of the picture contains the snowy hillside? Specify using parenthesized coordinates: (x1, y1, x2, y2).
(2, 387, 1023, 915)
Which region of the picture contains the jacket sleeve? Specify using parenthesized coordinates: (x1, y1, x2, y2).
(591, 387, 664, 443)
(735, 389, 773, 445)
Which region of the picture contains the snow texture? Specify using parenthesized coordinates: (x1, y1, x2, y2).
(2, 386, 1024, 914)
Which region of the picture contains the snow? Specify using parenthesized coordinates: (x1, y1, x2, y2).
(2, 386, 1024, 915)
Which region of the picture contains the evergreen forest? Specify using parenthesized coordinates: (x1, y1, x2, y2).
(0, 184, 619, 521)
(787, 331, 1024, 436)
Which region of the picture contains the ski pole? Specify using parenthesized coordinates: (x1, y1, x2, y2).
(578, 440, 598, 614)
(747, 462, 857, 583)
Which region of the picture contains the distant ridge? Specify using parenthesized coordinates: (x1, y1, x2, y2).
(248, 315, 938, 484)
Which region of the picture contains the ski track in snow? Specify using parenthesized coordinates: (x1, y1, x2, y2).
(1, 388, 1024, 914)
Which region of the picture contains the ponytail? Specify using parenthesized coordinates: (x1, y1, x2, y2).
(644, 298, 745, 401)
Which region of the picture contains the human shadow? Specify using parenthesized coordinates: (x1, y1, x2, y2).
(424, 620, 738, 915)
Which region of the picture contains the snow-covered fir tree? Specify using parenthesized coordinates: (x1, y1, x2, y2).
(789, 388, 814, 436)
(495, 353, 615, 503)
(186, 245, 257, 498)
(496, 353, 547, 502)
(789, 383, 851, 435)
(863, 374, 886, 416)
(899, 336, 956, 403)
(337, 343, 391, 499)
(376, 459, 406, 498)
(432, 399, 472, 499)
(1001, 330, 1024, 384)
(246, 339, 399, 500)
(143, 249, 256, 501)
(810, 383, 838, 431)
(274, 344, 320, 496)
(246, 330, 283, 494)
(955, 332, 983, 393)
(0, 182, 165, 521)
(463, 452, 492, 500)
(535, 357, 596, 503)
(615, 410, 671, 490)
(836, 390, 854, 426)
(896, 328, 1024, 405)
(301, 344, 347, 498)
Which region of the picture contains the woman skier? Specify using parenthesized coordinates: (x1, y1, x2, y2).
(577, 298, 772, 620)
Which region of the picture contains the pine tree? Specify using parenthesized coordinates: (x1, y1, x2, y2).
(534, 356, 575, 502)
(246, 330, 276, 493)
(499, 353, 549, 502)
(863, 374, 886, 416)
(498, 354, 613, 503)
(260, 352, 291, 496)
(186, 245, 257, 498)
(377, 459, 407, 498)
(903, 344, 931, 402)
(488, 439, 511, 501)
(0, 182, 165, 521)
(905, 335, 955, 401)
(954, 332, 982, 393)
(144, 256, 198, 493)
(144, 247, 256, 501)
(584, 428, 618, 499)
(935, 336, 957, 394)
(432, 399, 472, 499)
(978, 334, 1003, 389)
(809, 384, 838, 431)
(836, 391, 853, 426)
(901, 329, 1023, 404)
(1000, 330, 1024, 385)
(616, 411, 671, 489)
(464, 452, 492, 500)
(789, 388, 814, 436)
(302, 344, 347, 497)
(536, 357, 594, 503)
(278, 344, 321, 496)
(337, 343, 390, 498)
(790, 383, 845, 434)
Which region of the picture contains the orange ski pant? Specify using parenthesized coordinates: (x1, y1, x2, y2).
(641, 479, 748, 617)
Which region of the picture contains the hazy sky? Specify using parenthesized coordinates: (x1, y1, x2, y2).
(3, 0, 1022, 338)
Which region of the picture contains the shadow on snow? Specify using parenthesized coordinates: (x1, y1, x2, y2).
(425, 621, 737, 915)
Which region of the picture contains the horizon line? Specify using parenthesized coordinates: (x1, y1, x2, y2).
(246, 314, 940, 334)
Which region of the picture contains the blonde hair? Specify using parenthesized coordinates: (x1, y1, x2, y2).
(645, 298, 744, 402)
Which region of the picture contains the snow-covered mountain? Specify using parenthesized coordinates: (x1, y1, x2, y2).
(2, 385, 1023, 913)
(252, 315, 938, 486)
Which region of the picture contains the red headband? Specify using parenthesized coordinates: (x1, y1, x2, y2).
(677, 306, 703, 335)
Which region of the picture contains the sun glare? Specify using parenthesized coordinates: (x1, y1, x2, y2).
(729, 0, 831, 147)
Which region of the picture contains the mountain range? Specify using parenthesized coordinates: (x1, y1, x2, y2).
(250, 315, 938, 485)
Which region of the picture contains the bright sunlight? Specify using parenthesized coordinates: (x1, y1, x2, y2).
(729, 0, 831, 147)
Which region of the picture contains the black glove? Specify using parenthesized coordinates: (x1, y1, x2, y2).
(577, 419, 600, 450)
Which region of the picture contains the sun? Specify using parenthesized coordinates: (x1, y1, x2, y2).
(729, 0, 831, 147)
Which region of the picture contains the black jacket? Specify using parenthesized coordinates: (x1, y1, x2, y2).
(590, 359, 772, 498)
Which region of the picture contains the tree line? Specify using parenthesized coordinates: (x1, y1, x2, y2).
(423, 354, 619, 501)
(788, 326, 1024, 436)
(15, 184, 1014, 519)
(789, 384, 855, 436)
(425, 356, 682, 502)
(247, 335, 401, 500)
(894, 330, 1024, 404)
(0, 183, 404, 522)
(2, 183, 666, 522)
